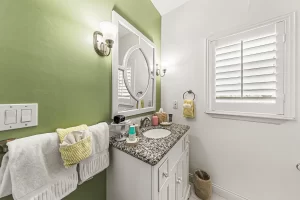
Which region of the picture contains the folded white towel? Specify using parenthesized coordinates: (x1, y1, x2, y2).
(78, 122, 110, 184)
(0, 133, 78, 200)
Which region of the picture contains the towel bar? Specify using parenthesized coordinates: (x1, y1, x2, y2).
(183, 90, 196, 100)
(0, 138, 15, 154)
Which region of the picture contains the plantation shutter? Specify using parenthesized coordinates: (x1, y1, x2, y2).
(211, 21, 285, 114)
(118, 70, 131, 98)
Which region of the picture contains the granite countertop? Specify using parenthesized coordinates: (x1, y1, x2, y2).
(109, 124, 190, 166)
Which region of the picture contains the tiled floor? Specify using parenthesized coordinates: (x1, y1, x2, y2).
(189, 185, 226, 200)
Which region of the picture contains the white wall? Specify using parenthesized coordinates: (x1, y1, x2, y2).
(161, 0, 300, 199)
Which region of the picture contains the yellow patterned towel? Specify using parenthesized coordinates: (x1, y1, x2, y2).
(57, 124, 88, 143)
(56, 125, 92, 168)
(183, 99, 195, 118)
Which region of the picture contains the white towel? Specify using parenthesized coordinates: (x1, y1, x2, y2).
(0, 133, 78, 200)
(78, 122, 109, 184)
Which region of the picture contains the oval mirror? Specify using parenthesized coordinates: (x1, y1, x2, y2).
(123, 45, 150, 101)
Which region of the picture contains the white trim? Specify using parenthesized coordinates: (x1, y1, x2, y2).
(112, 11, 157, 119)
(212, 184, 249, 200)
(206, 111, 294, 125)
(122, 45, 151, 101)
(184, 184, 191, 200)
(189, 176, 249, 200)
(205, 12, 296, 123)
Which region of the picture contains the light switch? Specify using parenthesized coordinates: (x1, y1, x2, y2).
(5, 110, 17, 125)
(21, 109, 32, 123)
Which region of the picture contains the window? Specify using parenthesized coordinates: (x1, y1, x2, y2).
(118, 70, 131, 99)
(206, 13, 296, 121)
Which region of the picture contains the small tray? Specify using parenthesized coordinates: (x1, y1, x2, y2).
(126, 137, 139, 146)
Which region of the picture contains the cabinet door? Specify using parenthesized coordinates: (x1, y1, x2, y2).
(182, 149, 189, 198)
(159, 169, 176, 200)
(177, 149, 190, 200)
(176, 157, 184, 200)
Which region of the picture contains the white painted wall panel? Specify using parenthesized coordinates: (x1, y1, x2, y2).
(161, 0, 300, 199)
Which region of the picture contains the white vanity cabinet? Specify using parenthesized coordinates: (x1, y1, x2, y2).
(107, 133, 190, 200)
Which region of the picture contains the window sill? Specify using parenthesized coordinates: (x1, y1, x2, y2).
(205, 111, 295, 124)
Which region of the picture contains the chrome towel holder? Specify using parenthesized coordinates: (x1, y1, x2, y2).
(0, 138, 15, 154)
(183, 90, 196, 100)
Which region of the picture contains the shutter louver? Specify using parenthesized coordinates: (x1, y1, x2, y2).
(118, 70, 131, 99)
(242, 34, 277, 102)
(215, 43, 241, 99)
(215, 33, 278, 103)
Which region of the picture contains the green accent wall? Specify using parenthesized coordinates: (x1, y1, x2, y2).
(0, 0, 161, 199)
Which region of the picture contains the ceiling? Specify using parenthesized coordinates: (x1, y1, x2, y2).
(151, 0, 191, 15)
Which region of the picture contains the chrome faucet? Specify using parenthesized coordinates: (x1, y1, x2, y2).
(140, 117, 151, 128)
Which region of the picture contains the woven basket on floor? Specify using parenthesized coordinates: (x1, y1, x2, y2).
(193, 170, 212, 200)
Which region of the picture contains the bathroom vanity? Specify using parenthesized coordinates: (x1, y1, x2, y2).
(108, 11, 190, 200)
(107, 124, 190, 200)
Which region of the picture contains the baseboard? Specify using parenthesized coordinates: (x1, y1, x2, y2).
(212, 184, 249, 200)
(189, 173, 249, 200)
(189, 173, 193, 183)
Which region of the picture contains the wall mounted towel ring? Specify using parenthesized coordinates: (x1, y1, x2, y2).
(183, 90, 195, 100)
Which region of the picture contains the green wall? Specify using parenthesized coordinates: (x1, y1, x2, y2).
(0, 0, 161, 199)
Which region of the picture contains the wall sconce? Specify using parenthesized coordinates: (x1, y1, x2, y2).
(93, 22, 117, 56)
(156, 64, 167, 77)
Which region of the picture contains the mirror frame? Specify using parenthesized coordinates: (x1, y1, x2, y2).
(112, 11, 156, 118)
(122, 45, 151, 102)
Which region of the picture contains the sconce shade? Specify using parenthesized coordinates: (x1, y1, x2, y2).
(99, 22, 117, 41)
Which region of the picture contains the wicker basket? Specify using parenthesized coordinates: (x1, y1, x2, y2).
(193, 170, 212, 200)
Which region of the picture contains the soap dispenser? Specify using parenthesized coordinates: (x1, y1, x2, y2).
(128, 125, 136, 141)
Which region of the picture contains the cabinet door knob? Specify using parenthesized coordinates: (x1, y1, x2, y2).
(176, 177, 182, 184)
(296, 163, 300, 171)
(163, 172, 169, 177)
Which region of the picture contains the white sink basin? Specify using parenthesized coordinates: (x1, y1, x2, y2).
(143, 129, 171, 139)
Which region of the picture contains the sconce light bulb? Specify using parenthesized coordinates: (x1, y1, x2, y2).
(106, 39, 114, 49)
(93, 22, 117, 57)
(99, 22, 117, 41)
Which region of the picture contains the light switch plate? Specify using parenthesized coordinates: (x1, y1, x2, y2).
(0, 104, 38, 132)
(173, 100, 178, 109)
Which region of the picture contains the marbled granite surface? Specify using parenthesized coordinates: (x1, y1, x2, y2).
(110, 124, 190, 166)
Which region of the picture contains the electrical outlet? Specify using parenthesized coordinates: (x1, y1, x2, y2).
(173, 100, 178, 109)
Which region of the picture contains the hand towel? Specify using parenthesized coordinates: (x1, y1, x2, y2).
(78, 122, 109, 184)
(56, 124, 88, 142)
(59, 130, 92, 168)
(183, 99, 195, 118)
(0, 133, 78, 200)
(57, 124, 92, 168)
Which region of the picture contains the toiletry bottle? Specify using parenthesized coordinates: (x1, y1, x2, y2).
(141, 100, 144, 108)
(168, 114, 173, 123)
(129, 125, 136, 141)
(152, 116, 159, 126)
(134, 124, 140, 136)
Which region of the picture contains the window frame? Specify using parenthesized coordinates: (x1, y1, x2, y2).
(205, 12, 296, 123)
